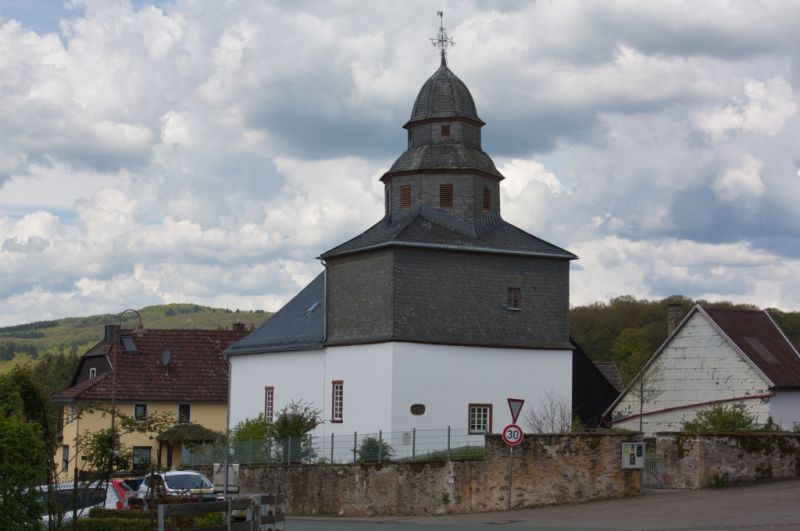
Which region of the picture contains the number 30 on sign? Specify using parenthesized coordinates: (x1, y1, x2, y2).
(502, 423, 524, 446)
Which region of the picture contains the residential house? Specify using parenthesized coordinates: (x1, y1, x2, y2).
(54, 324, 248, 481)
(225, 48, 609, 447)
(608, 304, 800, 435)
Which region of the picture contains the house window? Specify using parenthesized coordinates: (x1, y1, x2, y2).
(132, 446, 152, 471)
(439, 183, 453, 208)
(61, 445, 69, 472)
(89, 367, 96, 380)
(441, 124, 450, 137)
(468, 404, 492, 434)
(407, 129, 413, 147)
(178, 403, 191, 423)
(134, 403, 147, 420)
(507, 287, 522, 309)
(332, 380, 344, 422)
(264, 386, 274, 423)
(400, 185, 412, 210)
(482, 188, 491, 212)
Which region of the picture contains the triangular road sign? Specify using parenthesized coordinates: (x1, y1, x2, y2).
(507, 398, 524, 424)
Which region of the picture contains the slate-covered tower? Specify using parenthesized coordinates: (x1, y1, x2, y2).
(227, 45, 580, 439)
(320, 57, 576, 350)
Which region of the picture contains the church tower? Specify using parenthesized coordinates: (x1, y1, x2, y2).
(321, 23, 576, 350)
(227, 16, 578, 438)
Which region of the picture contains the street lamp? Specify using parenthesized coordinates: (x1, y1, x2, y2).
(109, 309, 144, 449)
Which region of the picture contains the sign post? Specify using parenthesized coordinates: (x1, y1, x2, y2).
(503, 398, 525, 511)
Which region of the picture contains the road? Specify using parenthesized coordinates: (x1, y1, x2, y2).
(282, 479, 800, 531)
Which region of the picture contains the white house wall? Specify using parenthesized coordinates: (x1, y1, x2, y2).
(321, 343, 394, 436)
(612, 311, 771, 434)
(390, 342, 572, 434)
(770, 390, 800, 430)
(228, 349, 325, 428)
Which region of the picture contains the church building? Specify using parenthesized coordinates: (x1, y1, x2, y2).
(226, 28, 578, 444)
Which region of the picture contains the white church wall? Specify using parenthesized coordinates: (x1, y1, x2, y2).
(228, 349, 325, 428)
(321, 343, 394, 436)
(612, 311, 772, 435)
(389, 342, 572, 435)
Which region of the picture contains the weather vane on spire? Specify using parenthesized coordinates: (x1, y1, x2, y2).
(430, 11, 454, 66)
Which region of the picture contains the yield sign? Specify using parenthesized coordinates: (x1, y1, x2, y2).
(507, 398, 525, 424)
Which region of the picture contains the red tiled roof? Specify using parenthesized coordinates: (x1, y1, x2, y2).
(55, 329, 248, 402)
(705, 308, 800, 388)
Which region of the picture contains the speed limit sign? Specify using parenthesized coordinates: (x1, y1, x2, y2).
(502, 423, 524, 446)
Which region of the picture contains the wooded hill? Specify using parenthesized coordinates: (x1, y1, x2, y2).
(0, 303, 272, 373)
(570, 295, 800, 385)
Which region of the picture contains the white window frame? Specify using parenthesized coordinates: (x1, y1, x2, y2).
(89, 367, 97, 379)
(468, 403, 492, 434)
(332, 381, 344, 423)
(264, 386, 274, 423)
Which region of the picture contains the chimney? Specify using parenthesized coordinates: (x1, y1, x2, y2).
(104, 324, 120, 344)
(232, 321, 246, 332)
(667, 304, 683, 336)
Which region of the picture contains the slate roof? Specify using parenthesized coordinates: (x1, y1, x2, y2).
(319, 206, 577, 260)
(54, 329, 248, 402)
(384, 144, 503, 180)
(704, 307, 800, 388)
(407, 64, 483, 126)
(593, 362, 624, 393)
(224, 273, 325, 356)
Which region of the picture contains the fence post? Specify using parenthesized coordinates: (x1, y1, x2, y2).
(330, 432, 335, 463)
(447, 425, 451, 460)
(287, 436, 292, 465)
(378, 430, 383, 463)
(412, 428, 416, 461)
(157, 503, 165, 531)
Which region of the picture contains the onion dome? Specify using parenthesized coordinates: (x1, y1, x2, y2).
(405, 64, 484, 127)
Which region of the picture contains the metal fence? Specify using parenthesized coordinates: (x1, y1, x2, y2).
(181, 427, 485, 467)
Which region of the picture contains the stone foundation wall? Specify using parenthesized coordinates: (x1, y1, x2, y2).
(656, 433, 800, 489)
(237, 433, 641, 516)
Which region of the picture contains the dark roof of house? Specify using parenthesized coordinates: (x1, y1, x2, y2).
(54, 329, 248, 402)
(704, 307, 800, 388)
(319, 206, 577, 260)
(593, 362, 624, 393)
(224, 273, 325, 356)
(407, 64, 483, 126)
(384, 144, 503, 180)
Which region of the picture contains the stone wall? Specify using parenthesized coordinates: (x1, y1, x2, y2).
(237, 434, 641, 517)
(656, 433, 800, 489)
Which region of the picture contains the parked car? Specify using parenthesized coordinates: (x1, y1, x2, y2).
(136, 470, 219, 506)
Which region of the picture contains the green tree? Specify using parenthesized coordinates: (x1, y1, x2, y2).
(612, 327, 656, 384)
(0, 414, 48, 529)
(231, 413, 270, 443)
(269, 400, 320, 464)
(357, 436, 394, 463)
(682, 404, 756, 433)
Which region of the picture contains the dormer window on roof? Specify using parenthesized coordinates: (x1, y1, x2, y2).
(121, 336, 139, 353)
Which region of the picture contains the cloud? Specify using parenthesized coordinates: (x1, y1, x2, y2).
(1, 1, 800, 326)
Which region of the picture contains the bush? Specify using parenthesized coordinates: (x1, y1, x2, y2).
(357, 436, 394, 463)
(682, 404, 757, 433)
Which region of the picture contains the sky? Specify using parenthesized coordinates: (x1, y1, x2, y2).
(0, 0, 799, 327)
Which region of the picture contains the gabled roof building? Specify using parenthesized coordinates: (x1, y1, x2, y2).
(226, 41, 594, 444)
(608, 305, 800, 434)
(54, 325, 248, 480)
